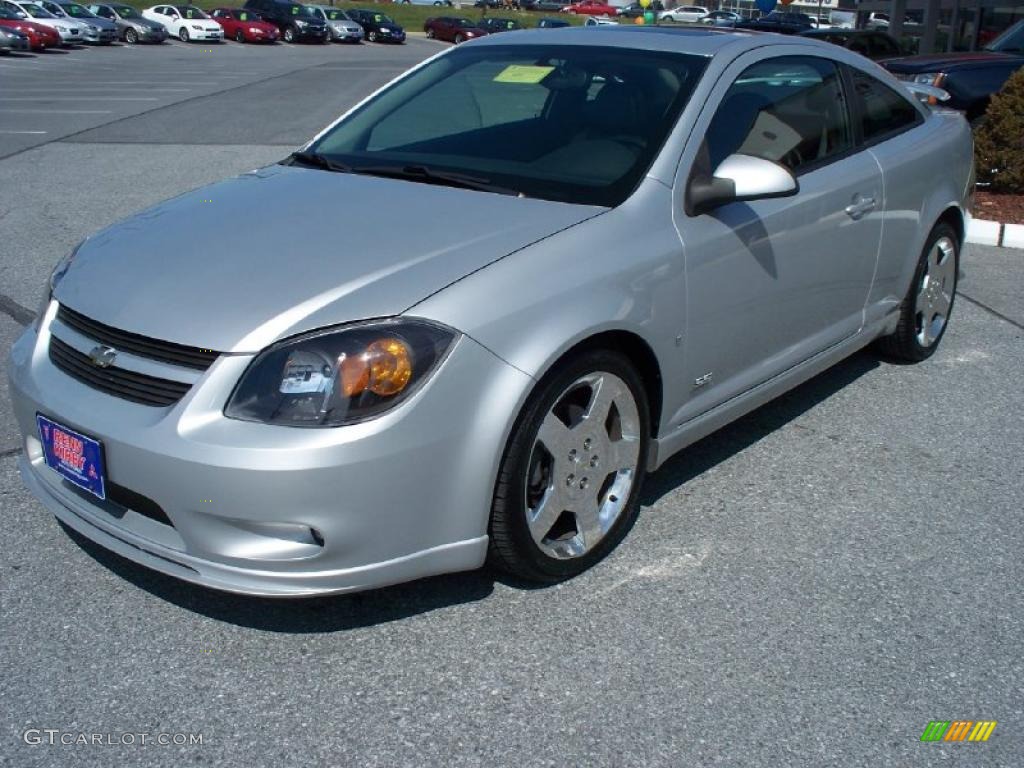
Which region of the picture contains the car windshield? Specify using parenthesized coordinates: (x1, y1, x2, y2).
(25, 5, 59, 18)
(237, 10, 261, 19)
(60, 3, 95, 17)
(324, 8, 347, 19)
(177, 5, 209, 18)
(290, 5, 317, 17)
(454, 18, 476, 27)
(985, 19, 1024, 52)
(308, 45, 706, 207)
(369, 13, 393, 23)
(111, 3, 141, 16)
(0, 7, 20, 17)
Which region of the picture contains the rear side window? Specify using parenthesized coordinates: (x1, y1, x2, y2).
(704, 56, 853, 174)
(849, 68, 921, 143)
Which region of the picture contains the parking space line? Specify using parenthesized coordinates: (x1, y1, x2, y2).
(0, 130, 47, 134)
(0, 97, 161, 101)
(1, 109, 113, 114)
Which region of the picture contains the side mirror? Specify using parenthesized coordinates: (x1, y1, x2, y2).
(687, 153, 798, 216)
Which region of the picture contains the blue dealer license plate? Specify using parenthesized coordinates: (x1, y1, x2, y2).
(36, 414, 106, 500)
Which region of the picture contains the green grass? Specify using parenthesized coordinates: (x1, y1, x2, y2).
(144, 0, 588, 29)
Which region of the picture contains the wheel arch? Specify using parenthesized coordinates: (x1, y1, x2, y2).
(531, 329, 665, 440)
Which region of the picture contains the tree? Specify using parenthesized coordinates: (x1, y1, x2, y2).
(974, 67, 1024, 194)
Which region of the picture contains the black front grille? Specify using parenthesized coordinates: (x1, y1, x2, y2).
(57, 305, 219, 371)
(49, 336, 191, 407)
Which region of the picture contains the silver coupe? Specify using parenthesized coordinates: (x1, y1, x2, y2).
(7, 27, 973, 596)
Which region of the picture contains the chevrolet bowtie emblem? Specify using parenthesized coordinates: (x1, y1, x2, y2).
(88, 345, 117, 368)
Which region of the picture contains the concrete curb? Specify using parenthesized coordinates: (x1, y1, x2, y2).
(967, 217, 1024, 249)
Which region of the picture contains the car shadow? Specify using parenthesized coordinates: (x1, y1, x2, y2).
(641, 349, 880, 506)
(59, 349, 881, 632)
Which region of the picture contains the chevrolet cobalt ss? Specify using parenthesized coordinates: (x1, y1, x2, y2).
(8, 28, 973, 596)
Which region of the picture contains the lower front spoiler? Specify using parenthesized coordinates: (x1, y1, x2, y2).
(20, 455, 488, 598)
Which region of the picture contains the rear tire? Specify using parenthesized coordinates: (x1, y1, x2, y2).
(875, 221, 959, 362)
(487, 349, 650, 583)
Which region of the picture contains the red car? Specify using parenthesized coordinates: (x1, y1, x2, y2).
(423, 16, 487, 44)
(210, 7, 279, 43)
(562, 0, 616, 14)
(0, 8, 60, 50)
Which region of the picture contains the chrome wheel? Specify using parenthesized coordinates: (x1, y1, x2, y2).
(914, 235, 956, 347)
(524, 372, 641, 560)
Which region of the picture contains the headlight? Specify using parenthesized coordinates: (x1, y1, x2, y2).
(38, 240, 83, 329)
(294, 19, 307, 26)
(913, 72, 942, 85)
(249, 26, 260, 32)
(191, 23, 202, 29)
(225, 319, 456, 427)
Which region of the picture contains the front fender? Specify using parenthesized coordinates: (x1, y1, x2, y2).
(408, 178, 688, 438)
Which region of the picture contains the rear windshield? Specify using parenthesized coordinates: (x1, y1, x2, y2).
(309, 45, 707, 207)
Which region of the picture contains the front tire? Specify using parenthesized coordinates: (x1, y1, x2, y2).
(234, 29, 245, 42)
(178, 26, 189, 42)
(283, 25, 295, 42)
(367, 30, 377, 42)
(124, 27, 138, 43)
(876, 221, 959, 362)
(454, 32, 464, 43)
(487, 350, 650, 582)
(425, 27, 434, 37)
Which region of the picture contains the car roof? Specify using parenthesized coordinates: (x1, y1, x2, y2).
(471, 25, 835, 56)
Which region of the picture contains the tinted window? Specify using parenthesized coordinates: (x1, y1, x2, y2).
(850, 68, 920, 142)
(705, 56, 853, 174)
(870, 34, 900, 57)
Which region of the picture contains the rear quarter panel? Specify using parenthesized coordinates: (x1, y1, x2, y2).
(865, 108, 972, 318)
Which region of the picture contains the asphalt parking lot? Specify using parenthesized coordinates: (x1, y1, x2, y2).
(2, 39, 1023, 768)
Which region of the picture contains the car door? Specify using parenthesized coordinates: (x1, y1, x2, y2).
(671, 51, 883, 424)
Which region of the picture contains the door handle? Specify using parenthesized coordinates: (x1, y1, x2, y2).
(845, 196, 877, 220)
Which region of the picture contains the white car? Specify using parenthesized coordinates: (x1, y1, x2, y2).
(142, 3, 223, 41)
(658, 4, 707, 22)
(584, 14, 618, 25)
(0, 0, 87, 42)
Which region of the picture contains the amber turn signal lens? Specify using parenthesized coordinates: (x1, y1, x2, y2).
(366, 338, 413, 396)
(338, 352, 370, 397)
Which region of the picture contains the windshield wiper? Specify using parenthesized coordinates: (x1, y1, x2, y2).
(286, 150, 353, 174)
(352, 164, 523, 197)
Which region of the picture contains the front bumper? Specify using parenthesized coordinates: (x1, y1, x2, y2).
(1, 36, 30, 51)
(186, 28, 224, 40)
(7, 308, 532, 596)
(329, 25, 363, 41)
(138, 27, 168, 41)
(56, 27, 83, 43)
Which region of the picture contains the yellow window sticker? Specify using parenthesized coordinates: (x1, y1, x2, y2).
(494, 65, 555, 85)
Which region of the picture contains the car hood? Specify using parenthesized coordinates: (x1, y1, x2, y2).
(55, 164, 603, 354)
(133, 18, 164, 29)
(883, 51, 1023, 72)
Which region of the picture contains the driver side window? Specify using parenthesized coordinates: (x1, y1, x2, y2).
(704, 56, 853, 175)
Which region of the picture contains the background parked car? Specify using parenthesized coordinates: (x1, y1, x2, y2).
(142, 4, 223, 41)
(882, 19, 1024, 123)
(477, 16, 521, 33)
(735, 11, 813, 33)
(35, 0, 117, 42)
(346, 8, 404, 43)
(617, 1, 662, 18)
(423, 15, 486, 42)
(800, 28, 902, 60)
(0, 4, 60, 47)
(86, 2, 166, 42)
(399, 0, 453, 5)
(0, 22, 30, 49)
(658, 5, 708, 23)
(242, 0, 328, 43)
(535, 15, 568, 27)
(562, 0, 617, 16)
(1, 0, 86, 44)
(521, 0, 564, 10)
(308, 4, 362, 42)
(584, 14, 616, 25)
(702, 9, 740, 26)
(210, 6, 278, 41)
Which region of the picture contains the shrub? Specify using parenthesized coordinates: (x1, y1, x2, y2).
(974, 67, 1024, 194)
